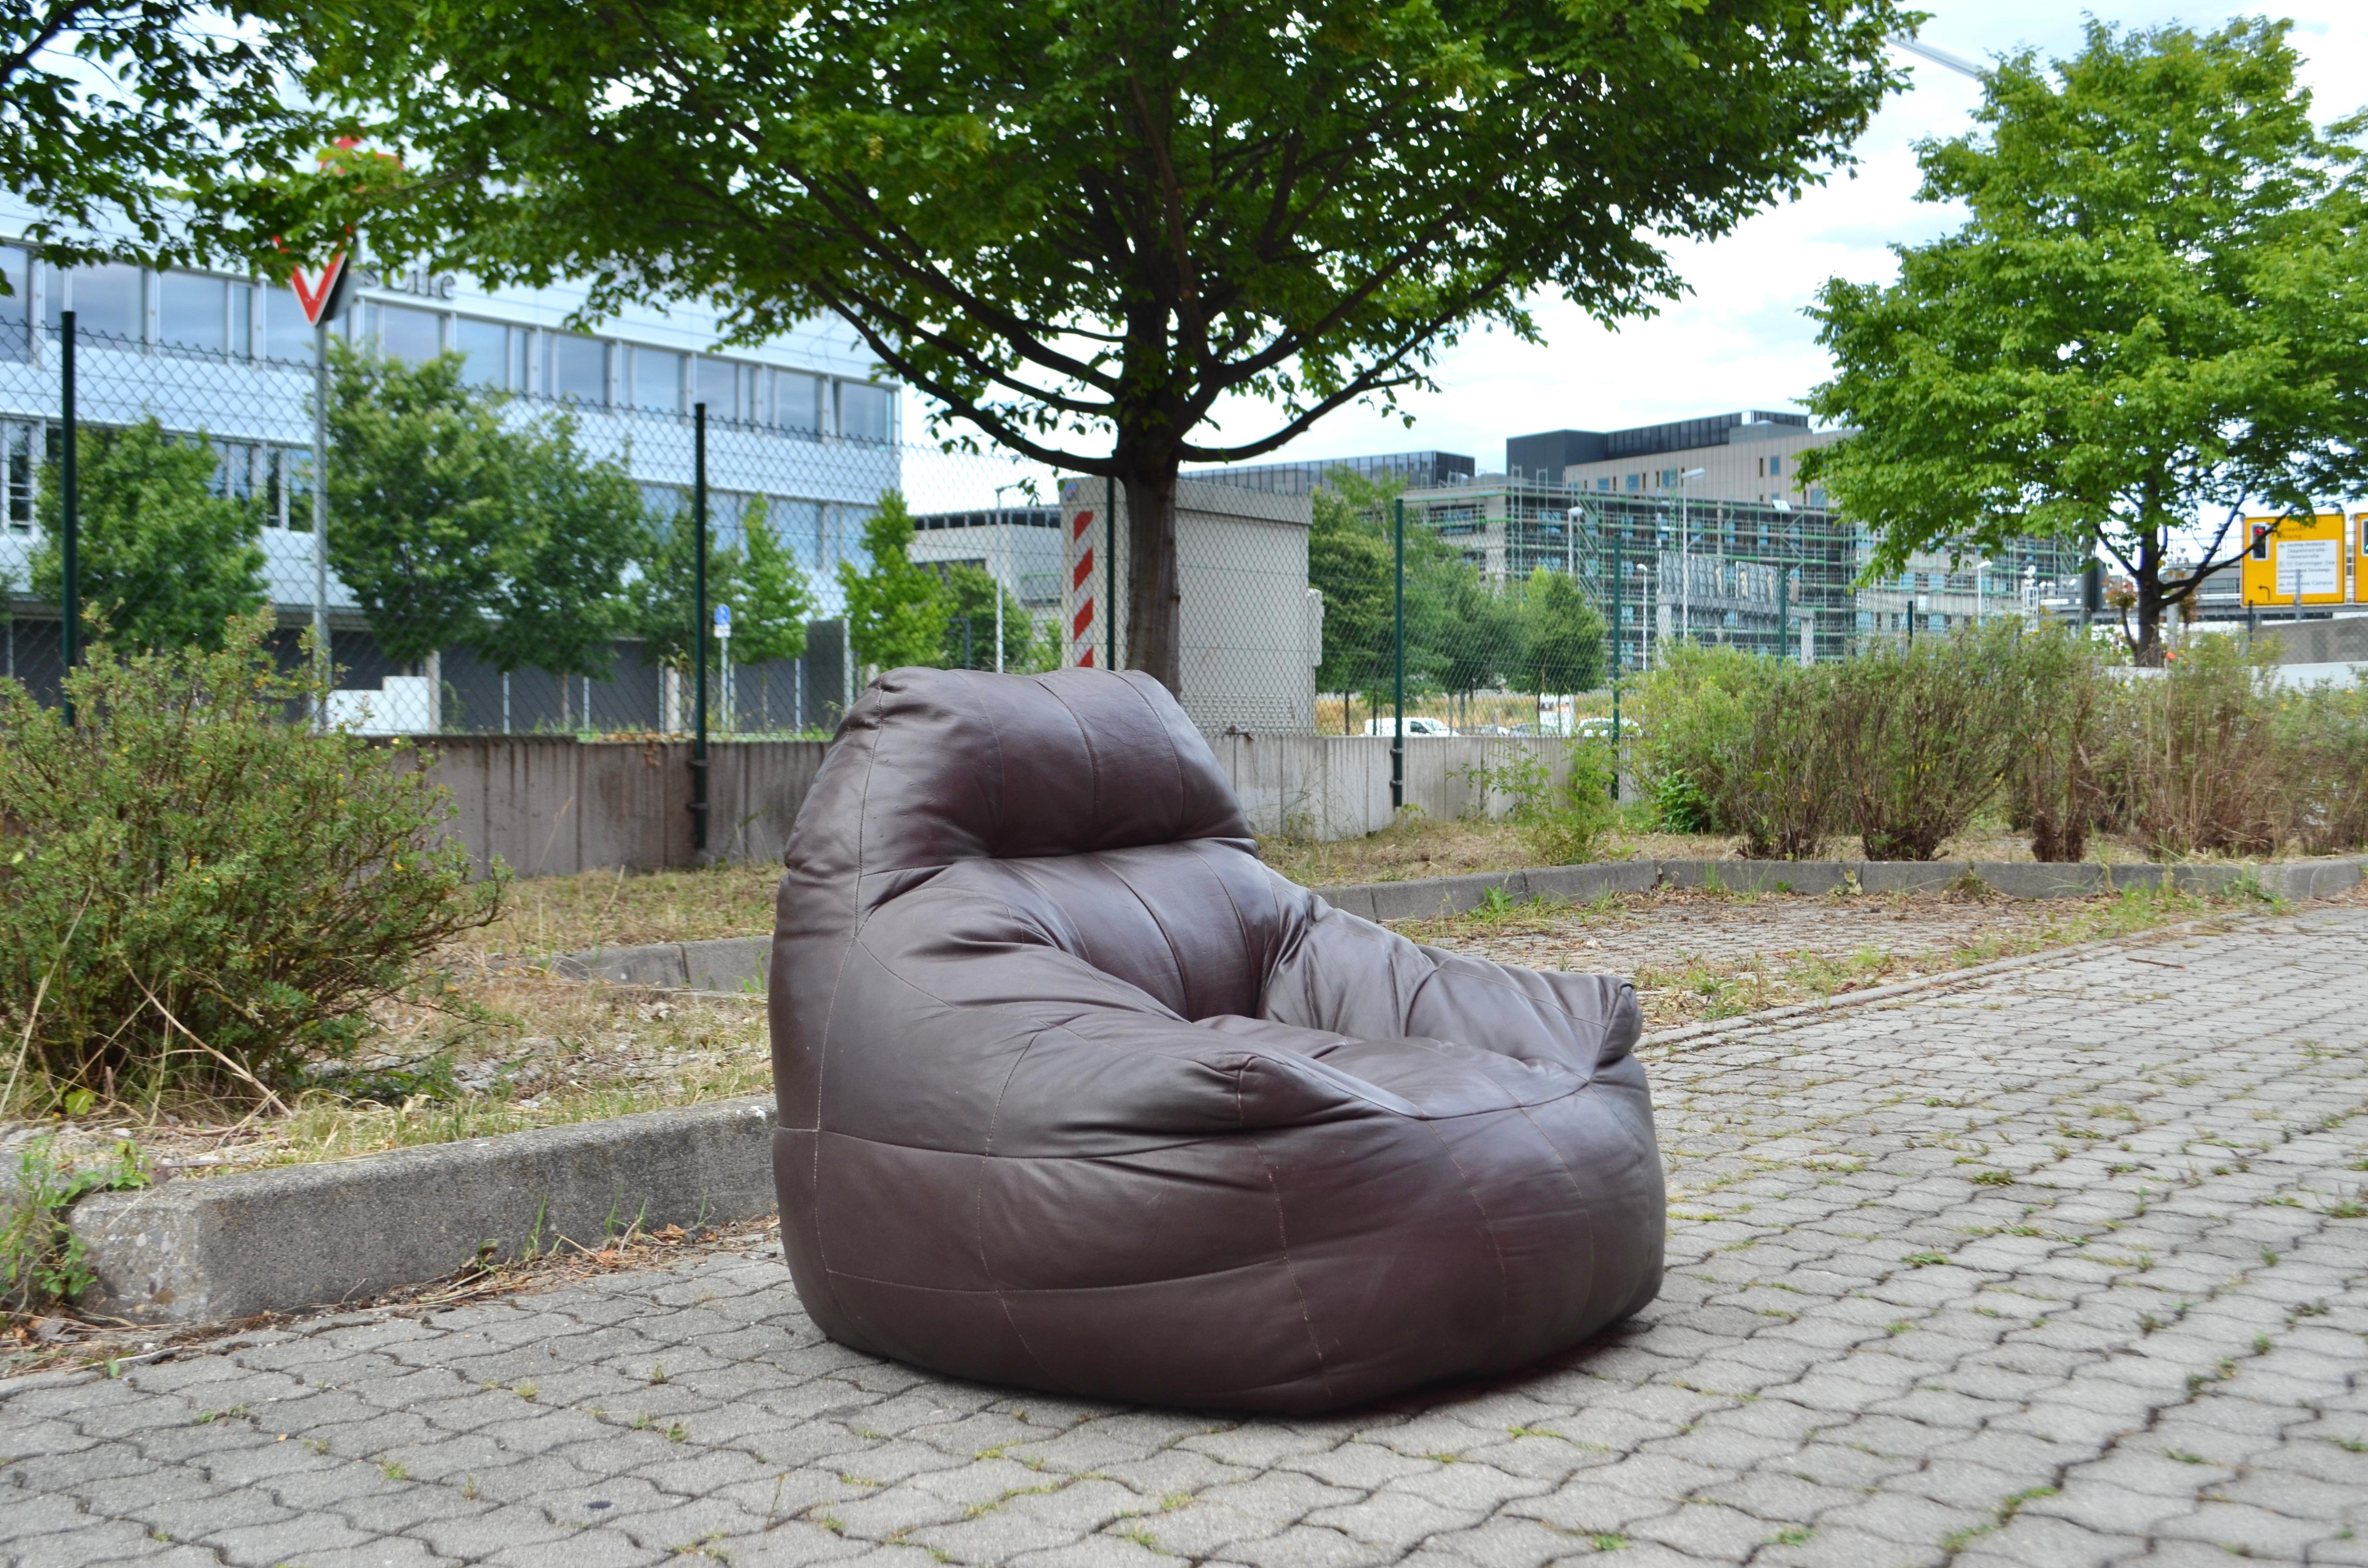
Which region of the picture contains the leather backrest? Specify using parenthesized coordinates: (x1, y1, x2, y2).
(778, 666, 1274, 1017)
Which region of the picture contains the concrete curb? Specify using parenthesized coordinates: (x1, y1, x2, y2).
(71, 1098, 777, 1325)
(493, 935, 771, 994)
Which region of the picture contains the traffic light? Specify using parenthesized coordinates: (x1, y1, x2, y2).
(2251, 523, 2270, 559)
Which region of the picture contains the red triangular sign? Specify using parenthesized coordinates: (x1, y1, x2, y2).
(290, 252, 350, 327)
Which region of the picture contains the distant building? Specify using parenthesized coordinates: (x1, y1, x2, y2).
(0, 200, 902, 733)
(1509, 412, 1838, 508)
(908, 505, 1064, 616)
(1401, 463, 2084, 668)
(1182, 449, 1474, 496)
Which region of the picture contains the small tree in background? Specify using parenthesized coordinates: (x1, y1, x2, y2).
(840, 493, 948, 675)
(328, 344, 646, 683)
(1506, 569, 1607, 699)
(932, 563, 1030, 671)
(31, 421, 267, 652)
(325, 346, 518, 665)
(468, 408, 647, 681)
(727, 498, 815, 669)
(1309, 472, 1509, 729)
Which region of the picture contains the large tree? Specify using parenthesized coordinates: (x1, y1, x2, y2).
(1, 1, 327, 271)
(1798, 18, 2368, 665)
(288, 0, 1907, 691)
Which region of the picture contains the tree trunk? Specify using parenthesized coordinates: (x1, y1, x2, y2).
(2133, 525, 2167, 668)
(1119, 464, 1183, 693)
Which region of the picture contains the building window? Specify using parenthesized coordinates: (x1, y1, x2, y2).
(262, 284, 315, 362)
(1625, 473, 1640, 493)
(1808, 486, 1825, 507)
(4, 422, 32, 530)
(1597, 477, 1611, 492)
(366, 301, 445, 363)
(773, 369, 821, 433)
(548, 332, 608, 404)
(632, 345, 684, 413)
(693, 356, 738, 419)
(1768, 454, 1782, 477)
(839, 382, 892, 444)
(158, 270, 229, 354)
(44, 260, 144, 343)
(0, 246, 26, 361)
(454, 317, 524, 390)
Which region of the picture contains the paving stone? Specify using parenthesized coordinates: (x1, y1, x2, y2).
(11, 908, 2368, 1565)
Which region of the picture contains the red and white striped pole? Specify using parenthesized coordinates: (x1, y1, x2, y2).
(1063, 481, 1098, 667)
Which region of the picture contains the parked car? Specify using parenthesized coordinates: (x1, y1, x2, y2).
(1361, 716, 1455, 737)
(1575, 717, 1641, 739)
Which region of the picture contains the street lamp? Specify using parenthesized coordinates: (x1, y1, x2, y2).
(991, 482, 1024, 672)
(1676, 468, 1706, 643)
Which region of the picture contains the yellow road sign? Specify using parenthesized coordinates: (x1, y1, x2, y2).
(2240, 511, 2349, 607)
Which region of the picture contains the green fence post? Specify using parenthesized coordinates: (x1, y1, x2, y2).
(58, 309, 76, 726)
(1391, 495, 1405, 812)
(691, 402, 710, 856)
(1609, 514, 1621, 801)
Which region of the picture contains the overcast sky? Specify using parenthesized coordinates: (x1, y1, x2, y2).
(1205, 3, 2368, 475)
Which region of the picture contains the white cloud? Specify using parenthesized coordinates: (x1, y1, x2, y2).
(1225, 2, 2368, 471)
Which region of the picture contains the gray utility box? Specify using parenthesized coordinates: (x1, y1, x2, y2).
(1060, 475, 1322, 734)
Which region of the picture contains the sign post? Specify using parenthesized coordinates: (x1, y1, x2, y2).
(289, 253, 351, 710)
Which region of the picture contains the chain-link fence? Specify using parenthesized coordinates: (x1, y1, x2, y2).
(4, 287, 2092, 758)
(0, 301, 1081, 742)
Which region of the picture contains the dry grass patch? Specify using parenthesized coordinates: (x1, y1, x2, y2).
(1399, 881, 2263, 1031)
(33, 973, 772, 1184)
(454, 861, 786, 958)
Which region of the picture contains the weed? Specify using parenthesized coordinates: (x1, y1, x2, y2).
(1971, 1169, 2012, 1186)
(381, 1460, 408, 1481)
(666, 1423, 690, 1443)
(1587, 1533, 1628, 1551)
(1901, 1251, 1949, 1268)
(1770, 1526, 1814, 1547)
(1, 1136, 150, 1313)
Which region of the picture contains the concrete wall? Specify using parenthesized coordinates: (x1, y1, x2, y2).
(417, 732, 1565, 874)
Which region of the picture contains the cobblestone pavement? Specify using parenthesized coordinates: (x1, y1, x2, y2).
(4, 908, 2365, 1568)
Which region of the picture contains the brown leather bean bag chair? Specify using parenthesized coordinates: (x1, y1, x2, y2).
(769, 667, 1663, 1413)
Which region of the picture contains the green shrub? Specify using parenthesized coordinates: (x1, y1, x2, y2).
(2004, 624, 2112, 862)
(1827, 622, 2018, 861)
(2124, 635, 2283, 858)
(2270, 681, 2368, 854)
(1648, 768, 1714, 834)
(1460, 740, 1618, 864)
(1633, 645, 1835, 858)
(0, 618, 506, 1111)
